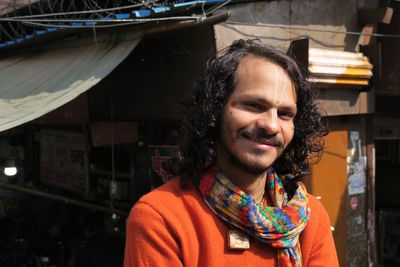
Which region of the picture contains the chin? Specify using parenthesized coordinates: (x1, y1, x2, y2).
(242, 164, 270, 176)
(219, 141, 280, 174)
(246, 152, 277, 168)
(237, 157, 274, 175)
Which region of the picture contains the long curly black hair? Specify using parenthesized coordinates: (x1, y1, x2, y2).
(170, 39, 327, 187)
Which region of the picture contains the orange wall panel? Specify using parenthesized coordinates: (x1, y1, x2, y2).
(308, 130, 348, 266)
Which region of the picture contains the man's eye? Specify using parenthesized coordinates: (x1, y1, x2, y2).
(245, 102, 263, 111)
(278, 111, 295, 120)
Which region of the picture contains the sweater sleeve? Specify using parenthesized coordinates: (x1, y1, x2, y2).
(124, 201, 183, 267)
(305, 197, 339, 267)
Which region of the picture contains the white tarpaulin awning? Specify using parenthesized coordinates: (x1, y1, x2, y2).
(0, 31, 142, 132)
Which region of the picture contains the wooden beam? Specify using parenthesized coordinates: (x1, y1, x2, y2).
(316, 89, 363, 116)
(358, 7, 393, 25)
(0, 181, 129, 216)
(357, 24, 377, 46)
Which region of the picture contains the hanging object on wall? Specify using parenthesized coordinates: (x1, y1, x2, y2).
(348, 131, 367, 195)
(148, 145, 178, 188)
(288, 38, 373, 88)
(350, 196, 359, 210)
(90, 122, 138, 147)
(40, 129, 88, 193)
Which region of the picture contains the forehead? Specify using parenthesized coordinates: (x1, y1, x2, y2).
(233, 55, 297, 101)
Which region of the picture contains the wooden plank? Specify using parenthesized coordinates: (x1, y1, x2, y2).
(359, 91, 374, 114)
(357, 24, 377, 46)
(311, 77, 369, 86)
(358, 7, 394, 25)
(316, 89, 362, 116)
(308, 130, 349, 267)
(309, 65, 373, 78)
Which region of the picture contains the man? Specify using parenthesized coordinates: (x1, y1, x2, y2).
(124, 39, 339, 266)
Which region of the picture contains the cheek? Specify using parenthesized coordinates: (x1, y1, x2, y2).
(220, 115, 239, 145)
(223, 108, 255, 138)
(283, 122, 295, 143)
(220, 123, 235, 147)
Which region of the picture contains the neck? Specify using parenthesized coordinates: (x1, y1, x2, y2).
(216, 151, 267, 203)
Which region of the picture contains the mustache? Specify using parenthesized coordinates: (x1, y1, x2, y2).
(237, 128, 284, 148)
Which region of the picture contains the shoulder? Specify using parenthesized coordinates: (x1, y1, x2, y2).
(124, 178, 191, 266)
(127, 177, 200, 225)
(302, 194, 332, 240)
(300, 194, 339, 266)
(308, 194, 330, 224)
(135, 177, 198, 208)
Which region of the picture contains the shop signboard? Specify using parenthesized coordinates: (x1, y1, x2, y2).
(148, 145, 178, 188)
(40, 130, 88, 193)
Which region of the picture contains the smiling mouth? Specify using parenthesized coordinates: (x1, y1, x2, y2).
(252, 137, 278, 146)
(239, 131, 281, 147)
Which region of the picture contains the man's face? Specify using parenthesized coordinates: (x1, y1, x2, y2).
(217, 55, 297, 175)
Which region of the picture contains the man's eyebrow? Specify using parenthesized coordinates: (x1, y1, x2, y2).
(234, 94, 268, 101)
(235, 94, 297, 110)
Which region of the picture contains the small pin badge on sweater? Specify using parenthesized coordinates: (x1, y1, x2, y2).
(227, 229, 250, 250)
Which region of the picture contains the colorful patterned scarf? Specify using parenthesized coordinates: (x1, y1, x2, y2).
(198, 166, 310, 267)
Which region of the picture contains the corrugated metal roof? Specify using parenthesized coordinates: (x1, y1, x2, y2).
(0, 0, 226, 49)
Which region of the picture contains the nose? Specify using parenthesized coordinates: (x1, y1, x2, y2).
(255, 109, 279, 135)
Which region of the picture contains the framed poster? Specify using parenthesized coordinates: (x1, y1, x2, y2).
(40, 130, 88, 193)
(348, 131, 366, 195)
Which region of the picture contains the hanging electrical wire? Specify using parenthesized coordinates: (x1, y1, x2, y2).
(2, 1, 158, 19)
(0, 0, 228, 46)
(17, 15, 203, 29)
(224, 20, 400, 39)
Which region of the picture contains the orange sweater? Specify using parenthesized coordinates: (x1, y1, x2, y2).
(124, 177, 339, 267)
